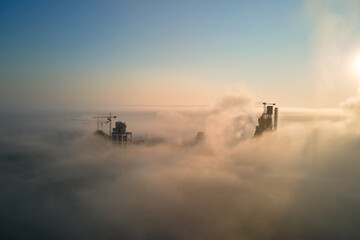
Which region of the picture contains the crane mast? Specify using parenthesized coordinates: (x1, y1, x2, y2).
(93, 112, 117, 139)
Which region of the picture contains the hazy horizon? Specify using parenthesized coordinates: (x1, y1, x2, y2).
(2, 0, 360, 110)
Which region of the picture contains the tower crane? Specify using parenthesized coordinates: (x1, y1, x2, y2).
(93, 112, 117, 138)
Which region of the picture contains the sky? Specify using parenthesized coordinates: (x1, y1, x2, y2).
(1, 0, 360, 111)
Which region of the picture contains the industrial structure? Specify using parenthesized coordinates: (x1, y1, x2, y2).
(91, 106, 278, 146)
(195, 132, 205, 144)
(254, 102, 278, 137)
(93, 113, 132, 145)
(112, 121, 132, 145)
(93, 112, 117, 136)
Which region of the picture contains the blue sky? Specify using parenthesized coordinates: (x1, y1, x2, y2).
(0, 0, 359, 110)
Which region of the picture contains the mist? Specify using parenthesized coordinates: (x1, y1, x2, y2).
(1, 93, 360, 240)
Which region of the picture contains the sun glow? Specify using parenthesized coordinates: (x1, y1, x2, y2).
(354, 56, 360, 77)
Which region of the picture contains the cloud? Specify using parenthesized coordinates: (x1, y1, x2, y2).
(2, 93, 360, 240)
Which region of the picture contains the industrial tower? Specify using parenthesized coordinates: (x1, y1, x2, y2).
(254, 102, 278, 137)
(111, 121, 132, 145)
(93, 113, 132, 145)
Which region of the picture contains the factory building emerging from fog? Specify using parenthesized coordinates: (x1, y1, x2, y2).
(93, 113, 132, 145)
(254, 102, 278, 137)
(92, 104, 279, 147)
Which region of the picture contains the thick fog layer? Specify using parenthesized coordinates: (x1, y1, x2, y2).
(1, 95, 360, 240)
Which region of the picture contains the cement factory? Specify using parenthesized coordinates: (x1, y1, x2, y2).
(92, 103, 278, 146)
(254, 102, 278, 137)
(93, 113, 133, 145)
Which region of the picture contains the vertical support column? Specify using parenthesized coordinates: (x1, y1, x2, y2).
(274, 107, 278, 130)
(109, 112, 112, 142)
